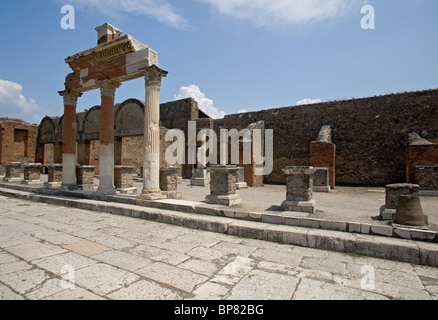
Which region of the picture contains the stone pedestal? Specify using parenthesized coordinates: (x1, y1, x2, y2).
(205, 165, 241, 206)
(235, 167, 248, 189)
(45, 164, 63, 187)
(380, 183, 420, 220)
(190, 168, 211, 187)
(160, 166, 182, 199)
(394, 195, 427, 227)
(415, 165, 438, 195)
(76, 165, 97, 191)
(281, 166, 317, 214)
(312, 167, 330, 193)
(114, 165, 137, 194)
(3, 162, 22, 182)
(22, 163, 43, 185)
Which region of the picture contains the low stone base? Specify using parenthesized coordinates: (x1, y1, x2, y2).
(282, 200, 317, 214)
(313, 186, 330, 193)
(21, 180, 43, 186)
(163, 191, 182, 199)
(80, 185, 98, 191)
(137, 192, 167, 201)
(44, 182, 62, 188)
(61, 183, 78, 191)
(420, 190, 438, 196)
(379, 206, 396, 220)
(205, 194, 241, 206)
(236, 182, 248, 189)
(190, 177, 210, 187)
(116, 187, 138, 195)
(3, 177, 22, 183)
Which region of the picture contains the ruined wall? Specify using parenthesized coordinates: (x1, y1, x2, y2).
(0, 119, 38, 165)
(215, 89, 438, 186)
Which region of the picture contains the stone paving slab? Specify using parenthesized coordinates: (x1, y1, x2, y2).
(0, 194, 437, 300)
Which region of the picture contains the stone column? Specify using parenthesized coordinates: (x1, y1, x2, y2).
(59, 90, 82, 190)
(282, 166, 317, 214)
(96, 80, 121, 195)
(138, 65, 168, 200)
(205, 165, 241, 206)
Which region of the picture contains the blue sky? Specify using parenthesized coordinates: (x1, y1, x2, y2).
(0, 0, 437, 124)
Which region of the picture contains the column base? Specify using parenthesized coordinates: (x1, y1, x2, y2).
(61, 183, 78, 191)
(117, 187, 138, 195)
(21, 180, 44, 186)
(96, 187, 116, 196)
(163, 191, 182, 199)
(236, 182, 248, 189)
(282, 200, 317, 214)
(205, 194, 242, 207)
(313, 186, 330, 193)
(137, 190, 166, 200)
(44, 182, 62, 188)
(3, 177, 22, 183)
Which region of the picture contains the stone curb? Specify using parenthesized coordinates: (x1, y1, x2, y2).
(0, 186, 437, 268)
(0, 181, 437, 244)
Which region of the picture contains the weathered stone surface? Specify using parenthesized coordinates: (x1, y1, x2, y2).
(415, 165, 438, 191)
(160, 166, 180, 191)
(114, 165, 135, 189)
(76, 165, 96, 190)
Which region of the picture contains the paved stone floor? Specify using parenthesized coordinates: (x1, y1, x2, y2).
(0, 195, 437, 300)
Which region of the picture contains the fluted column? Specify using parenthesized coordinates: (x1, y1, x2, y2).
(59, 90, 82, 190)
(96, 80, 121, 195)
(138, 65, 168, 200)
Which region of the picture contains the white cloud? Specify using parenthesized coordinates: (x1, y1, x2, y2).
(237, 109, 247, 114)
(0, 79, 45, 124)
(296, 98, 322, 106)
(57, 0, 190, 29)
(175, 84, 226, 119)
(197, 0, 360, 27)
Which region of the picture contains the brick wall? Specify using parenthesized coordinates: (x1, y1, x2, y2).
(406, 145, 438, 183)
(310, 142, 336, 188)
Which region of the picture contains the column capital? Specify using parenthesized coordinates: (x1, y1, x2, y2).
(58, 90, 82, 106)
(139, 65, 168, 88)
(97, 79, 121, 97)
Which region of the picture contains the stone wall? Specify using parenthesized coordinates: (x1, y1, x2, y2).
(212, 89, 438, 186)
(0, 118, 38, 165)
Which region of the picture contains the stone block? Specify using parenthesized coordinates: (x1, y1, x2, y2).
(160, 166, 180, 192)
(190, 168, 210, 186)
(370, 225, 394, 237)
(281, 200, 317, 214)
(22, 163, 43, 185)
(76, 165, 96, 190)
(114, 165, 135, 190)
(3, 162, 22, 182)
(384, 183, 420, 209)
(320, 220, 347, 232)
(348, 222, 362, 233)
(205, 194, 241, 207)
(261, 213, 282, 225)
(312, 167, 330, 192)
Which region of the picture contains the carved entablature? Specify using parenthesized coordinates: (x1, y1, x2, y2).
(64, 32, 159, 93)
